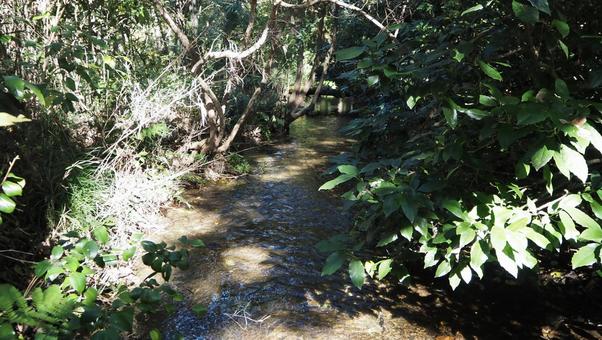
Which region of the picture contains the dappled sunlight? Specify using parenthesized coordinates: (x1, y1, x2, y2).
(221, 246, 274, 284)
(148, 116, 438, 338)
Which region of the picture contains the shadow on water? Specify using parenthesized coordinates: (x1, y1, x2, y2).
(147, 115, 602, 339)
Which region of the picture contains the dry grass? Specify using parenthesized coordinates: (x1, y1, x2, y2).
(54, 67, 214, 287)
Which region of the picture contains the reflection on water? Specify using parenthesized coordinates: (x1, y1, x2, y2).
(147, 116, 433, 339)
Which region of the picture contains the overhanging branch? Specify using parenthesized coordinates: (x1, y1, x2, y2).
(281, 0, 397, 39)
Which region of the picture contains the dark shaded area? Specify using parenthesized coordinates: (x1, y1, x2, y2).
(0, 117, 85, 287)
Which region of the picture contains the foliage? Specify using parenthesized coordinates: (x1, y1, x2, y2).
(320, 0, 602, 289)
(227, 153, 252, 175)
(0, 182, 203, 338)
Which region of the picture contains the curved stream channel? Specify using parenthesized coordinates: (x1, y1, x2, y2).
(145, 116, 432, 339)
(143, 116, 602, 339)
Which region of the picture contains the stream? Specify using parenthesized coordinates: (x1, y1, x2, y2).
(143, 115, 602, 339)
(145, 116, 433, 339)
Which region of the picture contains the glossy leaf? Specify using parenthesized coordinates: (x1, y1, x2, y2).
(571, 244, 598, 269)
(69, 272, 86, 294)
(349, 260, 366, 288)
(1, 181, 22, 197)
(0, 194, 16, 214)
(93, 226, 109, 245)
(321, 252, 344, 276)
(530, 145, 554, 171)
(336, 46, 366, 61)
(319, 174, 354, 191)
(377, 259, 393, 280)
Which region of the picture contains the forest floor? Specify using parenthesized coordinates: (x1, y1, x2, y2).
(138, 116, 602, 340)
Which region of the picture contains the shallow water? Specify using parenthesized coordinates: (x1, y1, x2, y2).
(144, 115, 602, 339)
(148, 116, 434, 339)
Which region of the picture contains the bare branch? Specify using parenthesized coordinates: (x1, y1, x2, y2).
(280, 0, 397, 38)
(152, 0, 191, 51)
(206, 25, 269, 60)
(244, 0, 258, 46)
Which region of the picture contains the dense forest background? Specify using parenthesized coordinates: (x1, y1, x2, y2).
(0, 0, 601, 338)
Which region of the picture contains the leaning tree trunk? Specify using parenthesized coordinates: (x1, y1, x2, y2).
(287, 5, 336, 126)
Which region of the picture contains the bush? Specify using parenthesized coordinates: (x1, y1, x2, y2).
(320, 0, 602, 289)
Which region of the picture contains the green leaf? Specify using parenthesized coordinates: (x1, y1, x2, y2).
(571, 243, 598, 269)
(1, 181, 22, 197)
(149, 329, 162, 340)
(552, 20, 570, 38)
(531, 145, 554, 170)
(564, 207, 601, 231)
(141, 240, 157, 252)
(322, 252, 344, 276)
(336, 46, 366, 61)
(461, 4, 483, 15)
(349, 260, 366, 288)
(337, 165, 358, 176)
(442, 199, 463, 219)
(102, 54, 116, 68)
(82, 240, 99, 259)
(527, 0, 550, 14)
(452, 49, 465, 62)
(191, 304, 207, 317)
(400, 197, 417, 223)
(400, 224, 413, 241)
(558, 194, 582, 210)
(515, 162, 530, 179)
(558, 211, 579, 241)
(512, 1, 540, 24)
(367, 75, 379, 87)
(93, 226, 109, 245)
(442, 107, 458, 129)
(479, 95, 497, 107)
(377, 232, 398, 247)
(463, 108, 491, 120)
(554, 145, 588, 183)
(50, 246, 64, 260)
(189, 239, 205, 248)
(24, 82, 46, 107)
(506, 230, 528, 251)
(0, 323, 15, 338)
(525, 228, 550, 249)
(589, 200, 602, 220)
(555, 79, 569, 98)
(435, 260, 451, 278)
(580, 226, 602, 242)
(460, 265, 473, 284)
(34, 260, 51, 277)
(490, 225, 507, 251)
(449, 273, 462, 290)
(584, 123, 602, 155)
(69, 272, 86, 294)
(478, 60, 502, 81)
(377, 259, 393, 280)
(496, 247, 518, 278)
(406, 96, 418, 109)
(0, 194, 16, 214)
(122, 246, 136, 261)
(459, 228, 476, 249)
(84, 287, 98, 306)
(544, 166, 553, 195)
(319, 174, 354, 191)
(470, 241, 488, 278)
(558, 40, 569, 58)
(3, 76, 25, 97)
